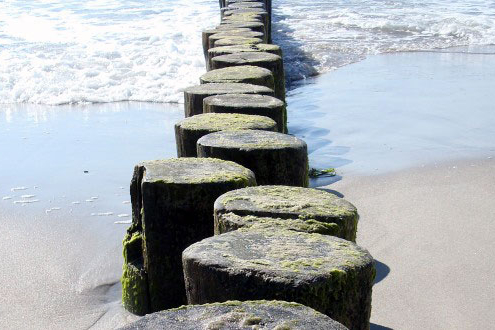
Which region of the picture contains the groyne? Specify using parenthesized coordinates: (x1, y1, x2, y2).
(120, 1, 376, 329)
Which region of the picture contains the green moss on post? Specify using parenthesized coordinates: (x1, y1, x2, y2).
(203, 93, 285, 133)
(200, 66, 275, 93)
(182, 228, 375, 330)
(128, 158, 256, 312)
(209, 31, 265, 49)
(201, 28, 250, 60)
(120, 300, 348, 330)
(197, 130, 308, 186)
(175, 113, 277, 157)
(211, 51, 286, 102)
(215, 213, 341, 236)
(222, 9, 270, 42)
(122, 231, 150, 316)
(207, 43, 282, 72)
(212, 36, 263, 47)
(183, 83, 274, 117)
(214, 185, 359, 242)
(218, 21, 265, 34)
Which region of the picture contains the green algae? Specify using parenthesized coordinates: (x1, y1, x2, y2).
(214, 186, 358, 240)
(178, 113, 276, 131)
(138, 158, 256, 185)
(215, 213, 340, 236)
(200, 66, 274, 91)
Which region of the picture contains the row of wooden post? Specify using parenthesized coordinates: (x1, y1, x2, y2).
(120, 1, 375, 329)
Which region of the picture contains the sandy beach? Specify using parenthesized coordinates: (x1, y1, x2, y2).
(331, 157, 495, 329)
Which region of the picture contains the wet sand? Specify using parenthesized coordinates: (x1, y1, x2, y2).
(329, 157, 495, 329)
(1, 48, 495, 329)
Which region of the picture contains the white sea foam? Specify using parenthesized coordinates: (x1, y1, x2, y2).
(0, 0, 493, 103)
(273, 0, 495, 81)
(0, 0, 219, 105)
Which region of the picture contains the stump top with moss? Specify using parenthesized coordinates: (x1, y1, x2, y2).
(209, 44, 282, 56)
(198, 130, 303, 150)
(223, 8, 267, 17)
(204, 93, 284, 111)
(216, 213, 343, 236)
(200, 66, 273, 86)
(218, 21, 265, 30)
(184, 83, 273, 97)
(119, 300, 348, 330)
(214, 185, 358, 241)
(212, 51, 281, 67)
(210, 31, 264, 42)
(137, 158, 255, 185)
(213, 37, 263, 47)
(184, 227, 372, 283)
(177, 113, 277, 132)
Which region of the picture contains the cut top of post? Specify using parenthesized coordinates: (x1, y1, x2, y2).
(198, 130, 303, 149)
(137, 158, 256, 185)
(183, 227, 373, 281)
(215, 185, 358, 221)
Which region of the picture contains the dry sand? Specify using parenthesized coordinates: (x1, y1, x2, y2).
(328, 157, 495, 329)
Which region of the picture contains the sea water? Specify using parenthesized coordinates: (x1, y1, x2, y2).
(1, 0, 494, 104)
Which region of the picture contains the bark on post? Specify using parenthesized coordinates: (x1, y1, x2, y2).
(122, 158, 256, 314)
(214, 185, 359, 242)
(183, 83, 274, 118)
(197, 130, 308, 186)
(175, 113, 277, 157)
(203, 93, 285, 133)
(120, 300, 348, 330)
(183, 228, 375, 330)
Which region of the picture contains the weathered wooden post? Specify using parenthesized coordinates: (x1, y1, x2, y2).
(183, 228, 375, 330)
(197, 130, 308, 186)
(203, 93, 285, 133)
(183, 83, 274, 117)
(175, 113, 277, 157)
(211, 52, 286, 102)
(121, 158, 256, 314)
(214, 185, 359, 241)
(120, 300, 348, 330)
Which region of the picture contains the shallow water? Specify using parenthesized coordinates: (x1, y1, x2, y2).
(0, 102, 182, 329)
(288, 46, 495, 181)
